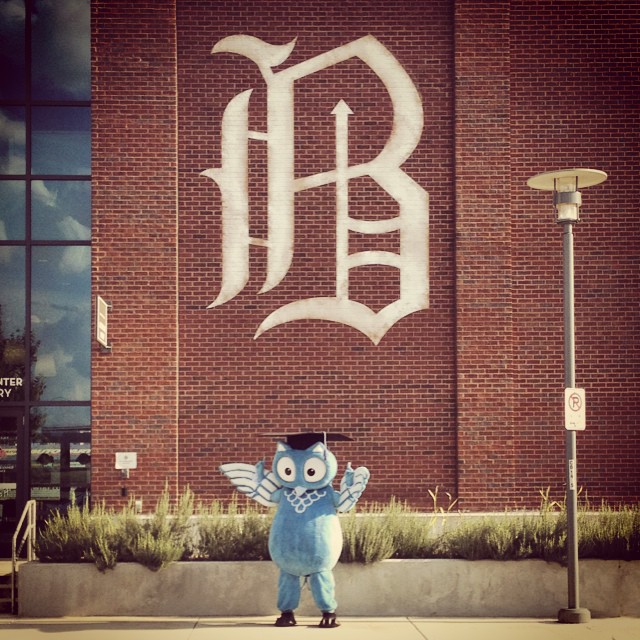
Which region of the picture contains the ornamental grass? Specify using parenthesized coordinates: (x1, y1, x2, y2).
(36, 487, 640, 570)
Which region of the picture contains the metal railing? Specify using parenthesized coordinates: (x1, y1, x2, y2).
(11, 499, 36, 614)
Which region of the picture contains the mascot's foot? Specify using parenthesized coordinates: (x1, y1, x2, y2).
(274, 611, 297, 627)
(318, 611, 340, 628)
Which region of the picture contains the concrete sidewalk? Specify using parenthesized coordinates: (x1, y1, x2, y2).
(0, 616, 638, 640)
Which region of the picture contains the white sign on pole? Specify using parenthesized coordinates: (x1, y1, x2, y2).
(564, 388, 586, 431)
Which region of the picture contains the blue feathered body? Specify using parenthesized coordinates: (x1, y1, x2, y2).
(268, 487, 342, 576)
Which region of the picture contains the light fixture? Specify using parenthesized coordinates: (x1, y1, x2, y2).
(527, 167, 607, 625)
(527, 168, 607, 223)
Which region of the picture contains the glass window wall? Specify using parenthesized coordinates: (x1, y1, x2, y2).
(0, 180, 25, 240)
(0, 107, 26, 174)
(31, 0, 91, 101)
(31, 246, 91, 401)
(30, 405, 91, 510)
(0, 0, 91, 518)
(0, 247, 26, 402)
(32, 180, 90, 241)
(32, 107, 91, 176)
(0, 0, 26, 100)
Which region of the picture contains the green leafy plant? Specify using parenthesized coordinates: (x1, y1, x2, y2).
(37, 485, 194, 571)
(340, 502, 396, 563)
(195, 496, 272, 561)
(125, 485, 195, 570)
(36, 488, 640, 570)
(36, 492, 122, 571)
(341, 498, 441, 562)
(578, 502, 640, 560)
(36, 494, 90, 564)
(431, 513, 567, 562)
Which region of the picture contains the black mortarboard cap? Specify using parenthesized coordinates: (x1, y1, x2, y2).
(267, 431, 352, 450)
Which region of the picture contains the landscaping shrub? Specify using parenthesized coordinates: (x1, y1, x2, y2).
(125, 485, 194, 570)
(340, 502, 396, 563)
(578, 503, 640, 561)
(341, 498, 441, 562)
(35, 487, 640, 570)
(37, 485, 194, 571)
(430, 512, 568, 562)
(36, 494, 121, 570)
(195, 497, 272, 561)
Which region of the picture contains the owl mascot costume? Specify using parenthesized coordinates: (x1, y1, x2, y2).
(220, 432, 370, 628)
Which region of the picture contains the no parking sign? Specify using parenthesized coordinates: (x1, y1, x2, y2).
(564, 388, 586, 431)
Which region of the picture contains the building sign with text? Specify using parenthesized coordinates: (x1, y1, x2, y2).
(0, 377, 23, 399)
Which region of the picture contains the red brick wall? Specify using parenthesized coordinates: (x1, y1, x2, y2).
(91, 0, 179, 506)
(91, 0, 639, 512)
(510, 0, 640, 506)
(454, 1, 516, 508)
(176, 0, 458, 509)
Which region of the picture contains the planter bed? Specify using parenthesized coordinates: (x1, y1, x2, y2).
(19, 559, 640, 618)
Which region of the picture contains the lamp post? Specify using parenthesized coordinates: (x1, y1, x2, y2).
(527, 168, 607, 624)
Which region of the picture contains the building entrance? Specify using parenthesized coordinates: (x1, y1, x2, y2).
(0, 410, 27, 557)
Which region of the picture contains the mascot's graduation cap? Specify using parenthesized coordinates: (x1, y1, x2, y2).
(267, 431, 352, 450)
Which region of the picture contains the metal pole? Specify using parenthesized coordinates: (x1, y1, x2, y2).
(558, 221, 590, 624)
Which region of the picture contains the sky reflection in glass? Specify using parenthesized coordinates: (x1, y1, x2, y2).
(0, 245, 25, 336)
(0, 180, 25, 240)
(31, 245, 90, 401)
(31, 0, 90, 101)
(32, 107, 91, 175)
(0, 107, 26, 174)
(32, 180, 90, 240)
(0, 0, 26, 100)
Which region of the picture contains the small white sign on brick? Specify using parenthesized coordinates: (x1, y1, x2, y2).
(564, 388, 586, 431)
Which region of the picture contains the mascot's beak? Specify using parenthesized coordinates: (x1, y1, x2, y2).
(293, 486, 307, 497)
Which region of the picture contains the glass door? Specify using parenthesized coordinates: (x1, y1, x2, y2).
(0, 410, 27, 557)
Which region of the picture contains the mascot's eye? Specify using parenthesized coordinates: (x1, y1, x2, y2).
(304, 457, 327, 482)
(276, 456, 296, 482)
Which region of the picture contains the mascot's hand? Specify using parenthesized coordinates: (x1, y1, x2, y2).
(336, 462, 370, 513)
(220, 460, 282, 507)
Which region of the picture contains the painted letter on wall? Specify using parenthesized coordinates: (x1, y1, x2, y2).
(202, 35, 428, 344)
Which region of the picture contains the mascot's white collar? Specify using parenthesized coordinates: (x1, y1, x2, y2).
(285, 487, 327, 514)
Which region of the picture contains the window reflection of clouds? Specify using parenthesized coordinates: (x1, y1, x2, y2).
(32, 107, 91, 175)
(0, 180, 25, 240)
(31, 246, 90, 401)
(60, 245, 90, 273)
(0, 246, 25, 335)
(32, 181, 90, 240)
(31, 0, 90, 101)
(0, 0, 26, 99)
(0, 107, 26, 174)
(0, 1, 25, 32)
(31, 406, 90, 437)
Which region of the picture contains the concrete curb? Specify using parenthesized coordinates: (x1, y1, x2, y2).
(19, 559, 640, 618)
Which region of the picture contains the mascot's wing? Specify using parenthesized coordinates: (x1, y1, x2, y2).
(219, 461, 281, 507)
(336, 462, 370, 513)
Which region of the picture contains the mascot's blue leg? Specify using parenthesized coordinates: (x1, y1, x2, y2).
(309, 570, 337, 612)
(275, 570, 301, 626)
